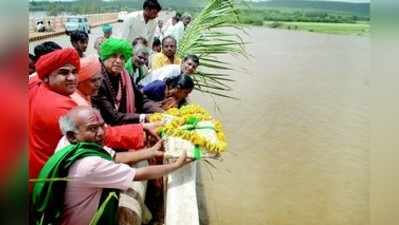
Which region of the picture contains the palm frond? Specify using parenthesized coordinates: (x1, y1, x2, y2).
(199, 62, 233, 70)
(203, 90, 238, 100)
(178, 0, 247, 98)
(198, 74, 233, 88)
(29, 177, 70, 183)
(89, 192, 118, 225)
(194, 87, 238, 100)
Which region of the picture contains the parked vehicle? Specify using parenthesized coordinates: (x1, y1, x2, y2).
(64, 16, 91, 35)
(118, 11, 128, 22)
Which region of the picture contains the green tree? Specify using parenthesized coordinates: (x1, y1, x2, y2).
(47, 3, 59, 16)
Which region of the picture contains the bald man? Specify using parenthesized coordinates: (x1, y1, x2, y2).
(32, 106, 191, 225)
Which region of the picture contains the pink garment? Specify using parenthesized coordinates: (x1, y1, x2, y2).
(60, 156, 135, 225)
(121, 69, 135, 113)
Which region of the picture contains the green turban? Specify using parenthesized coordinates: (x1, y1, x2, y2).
(99, 38, 133, 61)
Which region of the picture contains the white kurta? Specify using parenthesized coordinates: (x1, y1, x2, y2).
(119, 11, 158, 47)
(164, 21, 185, 47)
(138, 64, 181, 87)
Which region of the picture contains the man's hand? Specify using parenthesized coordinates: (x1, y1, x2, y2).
(161, 97, 178, 110)
(148, 140, 164, 158)
(143, 121, 162, 131)
(146, 102, 165, 114)
(143, 122, 161, 147)
(172, 151, 193, 169)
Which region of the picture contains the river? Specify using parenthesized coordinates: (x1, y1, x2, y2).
(192, 26, 370, 225)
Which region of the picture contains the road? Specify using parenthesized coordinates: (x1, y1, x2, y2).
(29, 11, 174, 55)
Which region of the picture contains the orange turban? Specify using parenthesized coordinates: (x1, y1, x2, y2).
(35, 48, 80, 80)
(78, 55, 102, 82)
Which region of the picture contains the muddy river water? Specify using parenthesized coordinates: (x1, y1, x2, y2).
(192, 26, 370, 225)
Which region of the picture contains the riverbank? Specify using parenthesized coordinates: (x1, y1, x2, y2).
(263, 21, 369, 36)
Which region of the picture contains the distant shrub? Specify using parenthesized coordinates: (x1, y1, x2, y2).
(269, 21, 283, 28)
(258, 8, 362, 24)
(239, 12, 264, 26)
(252, 20, 264, 26)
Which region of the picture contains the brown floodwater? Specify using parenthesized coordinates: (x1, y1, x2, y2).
(191, 27, 370, 225)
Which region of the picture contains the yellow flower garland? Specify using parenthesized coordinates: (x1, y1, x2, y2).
(149, 104, 227, 154)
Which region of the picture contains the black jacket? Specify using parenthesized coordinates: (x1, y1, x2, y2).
(92, 67, 161, 125)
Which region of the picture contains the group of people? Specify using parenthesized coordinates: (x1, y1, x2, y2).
(153, 12, 192, 47)
(28, 0, 201, 224)
(35, 20, 54, 33)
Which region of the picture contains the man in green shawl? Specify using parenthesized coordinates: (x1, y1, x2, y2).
(31, 106, 190, 225)
(125, 44, 150, 84)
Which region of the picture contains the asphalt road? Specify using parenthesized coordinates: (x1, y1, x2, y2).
(29, 11, 174, 56)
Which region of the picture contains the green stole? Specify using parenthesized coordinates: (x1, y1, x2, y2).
(125, 58, 144, 84)
(31, 142, 119, 225)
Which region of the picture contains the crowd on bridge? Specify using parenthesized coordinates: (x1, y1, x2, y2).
(28, 0, 202, 225)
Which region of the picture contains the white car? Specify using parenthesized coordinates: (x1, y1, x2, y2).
(64, 16, 91, 35)
(118, 11, 128, 22)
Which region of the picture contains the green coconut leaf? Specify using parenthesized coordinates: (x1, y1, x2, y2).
(177, 0, 247, 98)
(89, 192, 118, 225)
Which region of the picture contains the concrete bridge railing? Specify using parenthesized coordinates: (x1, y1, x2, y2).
(29, 12, 119, 41)
(29, 12, 119, 32)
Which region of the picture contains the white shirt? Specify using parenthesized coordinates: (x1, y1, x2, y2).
(164, 21, 185, 47)
(139, 64, 181, 87)
(164, 23, 176, 37)
(154, 25, 163, 40)
(161, 18, 173, 35)
(119, 11, 158, 47)
(175, 21, 185, 41)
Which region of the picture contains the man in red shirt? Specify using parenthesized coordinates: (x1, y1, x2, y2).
(29, 48, 81, 179)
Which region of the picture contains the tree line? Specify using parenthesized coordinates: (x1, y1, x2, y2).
(238, 8, 369, 26)
(29, 0, 369, 25)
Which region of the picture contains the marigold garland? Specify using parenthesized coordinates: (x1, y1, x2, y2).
(149, 104, 227, 154)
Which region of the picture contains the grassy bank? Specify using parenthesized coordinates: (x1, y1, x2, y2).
(263, 21, 369, 36)
(236, 7, 369, 36)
